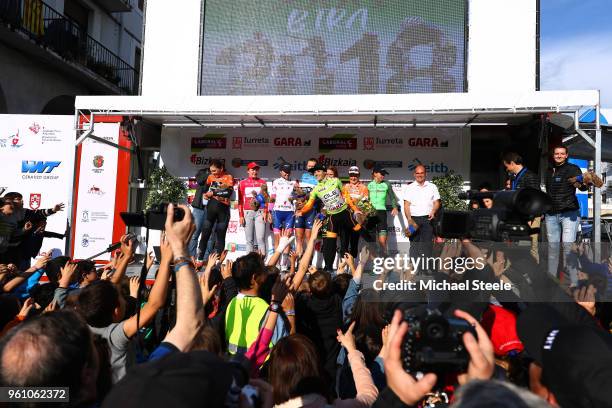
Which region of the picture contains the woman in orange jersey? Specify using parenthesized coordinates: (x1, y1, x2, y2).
(198, 159, 235, 259)
(342, 166, 370, 257)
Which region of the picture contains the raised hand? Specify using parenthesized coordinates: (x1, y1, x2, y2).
(59, 262, 78, 288)
(574, 284, 597, 316)
(271, 275, 290, 304)
(358, 244, 371, 264)
(164, 204, 194, 258)
(221, 259, 233, 279)
(44, 299, 58, 313)
(18, 298, 34, 319)
(145, 250, 155, 271)
(344, 253, 355, 269)
(53, 203, 65, 213)
(383, 310, 437, 406)
(199, 269, 218, 306)
(219, 249, 229, 264)
(34, 253, 51, 270)
(129, 276, 140, 298)
(336, 321, 357, 353)
(120, 234, 136, 258)
(454, 309, 495, 385)
(310, 218, 323, 238)
(160, 233, 174, 264)
(205, 252, 220, 273)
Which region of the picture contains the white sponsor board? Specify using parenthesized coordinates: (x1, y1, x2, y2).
(0, 115, 74, 258)
(161, 128, 470, 258)
(73, 123, 120, 261)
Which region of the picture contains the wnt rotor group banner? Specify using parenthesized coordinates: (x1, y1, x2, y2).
(0, 114, 75, 257)
(161, 128, 470, 258)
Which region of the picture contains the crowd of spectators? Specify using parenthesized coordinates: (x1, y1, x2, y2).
(1, 200, 612, 408)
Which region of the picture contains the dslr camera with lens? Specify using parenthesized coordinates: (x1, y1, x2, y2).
(402, 308, 476, 375)
(120, 203, 185, 230)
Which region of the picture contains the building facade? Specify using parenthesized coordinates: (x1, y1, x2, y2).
(0, 0, 143, 114)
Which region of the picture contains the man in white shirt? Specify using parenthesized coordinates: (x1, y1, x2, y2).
(401, 165, 440, 271)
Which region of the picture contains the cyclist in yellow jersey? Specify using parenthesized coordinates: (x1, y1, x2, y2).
(297, 164, 361, 271)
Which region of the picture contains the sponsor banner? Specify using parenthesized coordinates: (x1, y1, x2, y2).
(161, 127, 470, 254)
(230, 158, 269, 169)
(191, 134, 227, 150)
(319, 135, 357, 151)
(0, 115, 75, 258)
(232, 136, 271, 149)
(73, 123, 120, 261)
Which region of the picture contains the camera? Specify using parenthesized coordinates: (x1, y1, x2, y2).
(435, 187, 552, 241)
(401, 309, 476, 375)
(120, 203, 185, 230)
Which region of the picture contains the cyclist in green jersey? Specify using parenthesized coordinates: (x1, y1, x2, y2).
(366, 166, 400, 255)
(296, 164, 362, 271)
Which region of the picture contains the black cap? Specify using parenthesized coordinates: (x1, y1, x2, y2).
(311, 163, 326, 172)
(372, 166, 389, 175)
(102, 351, 236, 408)
(517, 304, 612, 408)
(280, 164, 292, 173)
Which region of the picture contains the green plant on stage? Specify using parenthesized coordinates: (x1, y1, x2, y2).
(431, 171, 468, 211)
(144, 166, 187, 210)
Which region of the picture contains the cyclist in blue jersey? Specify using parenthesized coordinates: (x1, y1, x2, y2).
(293, 158, 319, 257)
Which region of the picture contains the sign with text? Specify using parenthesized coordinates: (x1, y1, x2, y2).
(0, 114, 74, 258)
(72, 123, 120, 261)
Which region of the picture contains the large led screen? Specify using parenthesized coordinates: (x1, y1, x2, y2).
(200, 0, 467, 96)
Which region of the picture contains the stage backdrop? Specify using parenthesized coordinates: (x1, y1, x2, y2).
(0, 115, 75, 258)
(161, 128, 470, 259)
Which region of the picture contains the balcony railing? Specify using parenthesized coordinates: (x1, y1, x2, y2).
(0, 0, 138, 94)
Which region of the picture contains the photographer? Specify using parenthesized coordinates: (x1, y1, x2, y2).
(373, 309, 495, 408)
(502, 152, 541, 262)
(2, 192, 64, 268)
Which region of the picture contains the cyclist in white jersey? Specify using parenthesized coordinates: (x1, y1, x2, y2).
(270, 164, 297, 265)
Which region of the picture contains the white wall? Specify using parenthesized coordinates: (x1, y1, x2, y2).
(140, 0, 201, 96)
(468, 0, 537, 93)
(140, 0, 538, 96)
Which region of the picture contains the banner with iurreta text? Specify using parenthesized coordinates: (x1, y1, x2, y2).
(0, 115, 75, 258)
(160, 128, 470, 260)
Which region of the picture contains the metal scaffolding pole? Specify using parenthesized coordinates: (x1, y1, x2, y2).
(594, 105, 602, 249)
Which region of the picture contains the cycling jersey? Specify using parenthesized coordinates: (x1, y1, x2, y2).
(271, 178, 296, 211)
(299, 172, 318, 195)
(238, 178, 267, 217)
(301, 177, 357, 215)
(367, 180, 398, 211)
(206, 173, 235, 206)
(342, 182, 368, 202)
